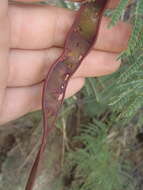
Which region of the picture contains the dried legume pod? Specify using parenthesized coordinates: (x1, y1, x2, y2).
(25, 1, 108, 189)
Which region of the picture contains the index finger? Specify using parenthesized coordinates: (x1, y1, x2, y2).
(11, 0, 120, 8)
(10, 0, 131, 52)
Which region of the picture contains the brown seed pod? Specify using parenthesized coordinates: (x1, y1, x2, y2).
(25, 1, 108, 190)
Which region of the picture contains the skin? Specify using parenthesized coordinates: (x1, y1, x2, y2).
(0, 0, 131, 124)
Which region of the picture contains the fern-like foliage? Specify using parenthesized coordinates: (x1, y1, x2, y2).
(63, 120, 134, 190)
(108, 0, 143, 121)
(109, 0, 129, 26)
(109, 55, 143, 121)
(127, 0, 143, 54)
(61, 1, 143, 190)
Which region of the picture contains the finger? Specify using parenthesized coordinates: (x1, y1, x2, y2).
(95, 17, 131, 52)
(0, 1, 9, 112)
(9, 3, 131, 52)
(13, 0, 47, 2)
(0, 77, 84, 125)
(74, 49, 121, 77)
(107, 0, 120, 9)
(13, 0, 119, 7)
(8, 48, 120, 87)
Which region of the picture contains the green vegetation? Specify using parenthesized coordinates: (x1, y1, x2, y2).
(56, 0, 143, 189)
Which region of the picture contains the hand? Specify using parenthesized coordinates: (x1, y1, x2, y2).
(0, 0, 131, 124)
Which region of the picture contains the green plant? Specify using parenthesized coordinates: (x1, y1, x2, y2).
(63, 120, 134, 190)
(59, 1, 143, 190)
(109, 0, 143, 121)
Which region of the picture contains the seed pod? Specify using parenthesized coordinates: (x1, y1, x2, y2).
(25, 1, 108, 190)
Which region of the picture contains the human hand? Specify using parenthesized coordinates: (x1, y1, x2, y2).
(0, 0, 131, 124)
